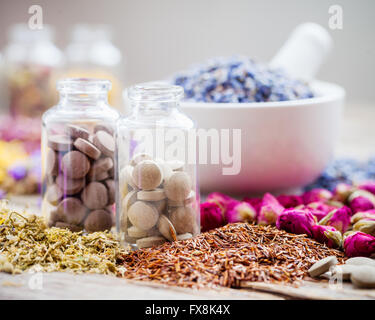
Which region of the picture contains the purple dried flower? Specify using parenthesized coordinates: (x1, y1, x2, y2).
(7, 165, 27, 181)
(323, 206, 352, 233)
(200, 202, 225, 232)
(302, 188, 333, 204)
(276, 208, 316, 237)
(348, 190, 375, 213)
(276, 195, 303, 208)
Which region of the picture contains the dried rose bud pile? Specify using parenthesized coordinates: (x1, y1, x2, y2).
(201, 181, 375, 258)
(118, 223, 344, 288)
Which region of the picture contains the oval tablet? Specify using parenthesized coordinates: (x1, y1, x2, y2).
(308, 256, 338, 278)
(132, 160, 163, 190)
(164, 172, 191, 202)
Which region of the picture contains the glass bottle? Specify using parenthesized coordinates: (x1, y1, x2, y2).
(117, 82, 200, 249)
(64, 24, 124, 111)
(41, 78, 119, 233)
(2, 24, 64, 117)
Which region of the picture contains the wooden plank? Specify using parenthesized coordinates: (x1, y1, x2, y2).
(241, 280, 375, 300)
(0, 272, 282, 300)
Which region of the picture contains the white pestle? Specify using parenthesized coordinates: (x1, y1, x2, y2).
(269, 22, 333, 81)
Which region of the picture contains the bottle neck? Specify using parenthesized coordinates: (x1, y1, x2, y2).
(131, 100, 179, 116)
(59, 92, 109, 108)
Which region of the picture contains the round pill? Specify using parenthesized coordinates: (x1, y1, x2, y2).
(84, 209, 113, 232)
(346, 257, 375, 267)
(137, 188, 166, 202)
(157, 214, 177, 242)
(90, 157, 114, 175)
(55, 222, 83, 233)
(56, 175, 85, 195)
(168, 190, 196, 207)
(164, 172, 192, 202)
(81, 182, 108, 210)
(88, 170, 109, 182)
(177, 233, 193, 241)
(128, 201, 159, 231)
(351, 266, 375, 288)
(105, 179, 115, 205)
(308, 256, 338, 278)
(120, 165, 137, 189)
(132, 160, 163, 191)
(48, 135, 73, 152)
(128, 226, 148, 238)
(57, 197, 87, 225)
(46, 149, 58, 176)
(131, 153, 153, 166)
(94, 123, 114, 135)
(45, 184, 63, 205)
(66, 124, 90, 140)
(93, 130, 115, 157)
(122, 190, 138, 213)
(169, 206, 197, 234)
(136, 236, 166, 249)
(332, 264, 360, 281)
(61, 151, 90, 179)
(73, 138, 101, 160)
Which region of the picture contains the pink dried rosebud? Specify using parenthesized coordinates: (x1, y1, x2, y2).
(225, 201, 257, 223)
(321, 206, 352, 233)
(276, 208, 316, 237)
(343, 231, 375, 257)
(257, 193, 284, 225)
(307, 201, 336, 214)
(206, 192, 233, 212)
(358, 181, 375, 196)
(276, 195, 303, 208)
(243, 197, 262, 214)
(351, 210, 375, 224)
(348, 190, 375, 213)
(309, 208, 327, 222)
(200, 201, 225, 232)
(302, 188, 333, 204)
(333, 183, 353, 202)
(312, 225, 342, 248)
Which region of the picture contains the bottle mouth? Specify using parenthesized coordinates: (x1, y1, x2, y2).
(57, 78, 112, 94)
(128, 82, 184, 102)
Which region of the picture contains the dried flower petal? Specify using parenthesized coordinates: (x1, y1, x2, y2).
(353, 219, 375, 236)
(200, 201, 225, 232)
(322, 206, 352, 233)
(225, 201, 257, 223)
(257, 193, 284, 225)
(312, 225, 342, 248)
(348, 190, 375, 213)
(343, 231, 375, 257)
(302, 188, 333, 204)
(276, 195, 303, 208)
(276, 208, 316, 237)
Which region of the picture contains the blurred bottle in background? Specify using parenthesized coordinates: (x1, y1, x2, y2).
(2, 24, 64, 117)
(64, 24, 124, 110)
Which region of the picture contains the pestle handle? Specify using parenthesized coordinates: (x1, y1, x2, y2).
(269, 23, 333, 81)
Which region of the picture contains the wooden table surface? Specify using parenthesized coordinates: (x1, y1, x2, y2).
(2, 104, 375, 300)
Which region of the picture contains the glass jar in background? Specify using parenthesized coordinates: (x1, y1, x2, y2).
(117, 83, 200, 249)
(65, 24, 124, 111)
(41, 78, 119, 232)
(2, 24, 64, 117)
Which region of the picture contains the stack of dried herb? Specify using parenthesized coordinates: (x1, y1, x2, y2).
(118, 223, 345, 289)
(0, 202, 123, 275)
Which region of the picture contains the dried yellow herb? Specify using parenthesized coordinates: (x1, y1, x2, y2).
(0, 201, 126, 275)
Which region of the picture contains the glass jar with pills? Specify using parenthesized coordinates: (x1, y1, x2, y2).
(117, 82, 200, 249)
(41, 78, 119, 232)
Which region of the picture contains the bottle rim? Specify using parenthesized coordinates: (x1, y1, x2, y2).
(128, 82, 184, 102)
(57, 78, 112, 93)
